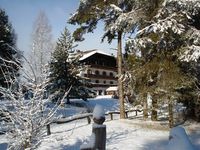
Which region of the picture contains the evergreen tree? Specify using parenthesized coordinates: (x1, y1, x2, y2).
(70, 0, 199, 123)
(70, 0, 167, 119)
(69, 0, 140, 119)
(129, 0, 200, 62)
(0, 8, 21, 88)
(126, 0, 200, 123)
(49, 27, 90, 103)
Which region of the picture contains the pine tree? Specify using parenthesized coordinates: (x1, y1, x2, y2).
(69, 0, 141, 119)
(71, 0, 200, 123)
(49, 27, 90, 103)
(125, 0, 200, 124)
(0, 8, 21, 88)
(131, 0, 200, 62)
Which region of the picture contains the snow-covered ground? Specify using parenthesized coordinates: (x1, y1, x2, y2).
(0, 96, 200, 150)
(37, 119, 200, 150)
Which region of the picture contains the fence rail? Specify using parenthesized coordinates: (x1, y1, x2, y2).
(53, 113, 93, 124)
(108, 109, 142, 120)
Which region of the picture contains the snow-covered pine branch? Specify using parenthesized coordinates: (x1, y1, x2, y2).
(128, 0, 200, 62)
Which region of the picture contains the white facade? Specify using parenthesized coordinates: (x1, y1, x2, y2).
(79, 50, 118, 96)
(84, 68, 117, 95)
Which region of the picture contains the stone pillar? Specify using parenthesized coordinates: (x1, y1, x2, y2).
(80, 105, 106, 150)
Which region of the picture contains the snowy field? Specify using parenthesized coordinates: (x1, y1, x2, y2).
(38, 119, 169, 150)
(37, 120, 200, 150)
(0, 96, 200, 150)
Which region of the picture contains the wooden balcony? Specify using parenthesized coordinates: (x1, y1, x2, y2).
(90, 64, 117, 71)
(84, 74, 117, 80)
(90, 83, 117, 88)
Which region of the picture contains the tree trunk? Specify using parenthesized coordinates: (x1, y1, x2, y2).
(168, 96, 174, 128)
(194, 97, 200, 122)
(151, 94, 157, 121)
(47, 124, 51, 135)
(143, 93, 148, 120)
(117, 31, 125, 119)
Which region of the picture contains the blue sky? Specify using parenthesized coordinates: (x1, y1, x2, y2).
(0, 0, 117, 55)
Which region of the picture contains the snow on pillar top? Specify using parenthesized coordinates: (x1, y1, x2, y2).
(93, 105, 105, 124)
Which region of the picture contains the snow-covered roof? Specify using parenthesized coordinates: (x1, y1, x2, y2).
(106, 86, 118, 91)
(79, 50, 114, 61)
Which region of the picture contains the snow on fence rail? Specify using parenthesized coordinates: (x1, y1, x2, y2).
(53, 113, 93, 124)
(108, 109, 143, 120)
(47, 113, 93, 135)
(46, 109, 143, 135)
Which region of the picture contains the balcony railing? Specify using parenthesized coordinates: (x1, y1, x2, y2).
(84, 74, 117, 80)
(90, 64, 117, 71)
(90, 83, 117, 87)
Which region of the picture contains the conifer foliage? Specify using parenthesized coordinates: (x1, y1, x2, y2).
(70, 0, 200, 123)
(69, 0, 136, 118)
(125, 0, 200, 123)
(0, 8, 20, 88)
(49, 27, 89, 103)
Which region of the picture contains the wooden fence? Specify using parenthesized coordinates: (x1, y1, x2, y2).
(47, 113, 92, 135)
(46, 109, 142, 135)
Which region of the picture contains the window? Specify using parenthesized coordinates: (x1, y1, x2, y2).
(104, 91, 106, 95)
(87, 69, 92, 74)
(95, 80, 99, 83)
(110, 81, 114, 84)
(95, 70, 99, 75)
(110, 72, 114, 77)
(102, 71, 107, 76)
(99, 90, 102, 95)
(103, 80, 106, 84)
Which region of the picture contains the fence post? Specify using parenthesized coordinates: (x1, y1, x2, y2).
(110, 113, 113, 120)
(87, 116, 91, 124)
(47, 124, 51, 135)
(125, 111, 128, 118)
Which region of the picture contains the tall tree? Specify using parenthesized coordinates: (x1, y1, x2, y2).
(49, 27, 90, 103)
(29, 11, 54, 83)
(0, 8, 21, 88)
(69, 0, 141, 118)
(126, 0, 200, 123)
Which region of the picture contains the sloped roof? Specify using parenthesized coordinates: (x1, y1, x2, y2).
(79, 50, 114, 61)
(106, 86, 118, 91)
